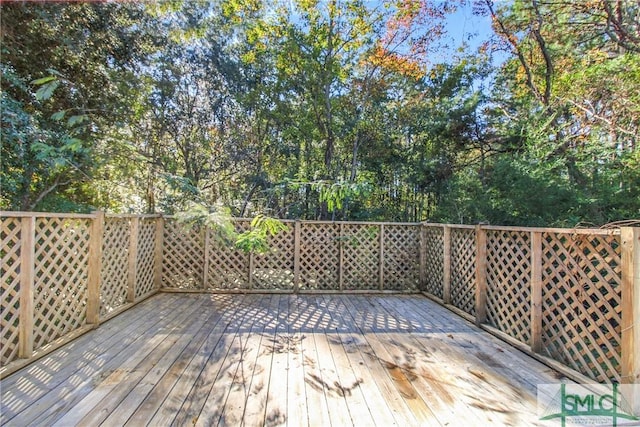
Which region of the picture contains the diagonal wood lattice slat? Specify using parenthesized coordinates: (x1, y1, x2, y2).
(450, 228, 476, 316)
(423, 226, 444, 298)
(384, 225, 420, 291)
(32, 218, 91, 352)
(1, 217, 22, 365)
(541, 232, 622, 382)
(485, 230, 531, 345)
(100, 217, 130, 317)
(342, 224, 380, 290)
(135, 218, 157, 299)
(299, 223, 339, 290)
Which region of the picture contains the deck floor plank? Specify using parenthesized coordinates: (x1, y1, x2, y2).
(285, 295, 309, 427)
(321, 297, 398, 426)
(217, 293, 276, 427)
(53, 294, 213, 426)
(320, 295, 379, 427)
(109, 295, 241, 426)
(86, 298, 219, 426)
(341, 295, 441, 427)
(295, 298, 333, 427)
(0, 294, 176, 424)
(240, 293, 281, 427)
(147, 294, 249, 426)
(373, 296, 501, 426)
(0, 293, 565, 427)
(8, 294, 203, 426)
(194, 294, 270, 426)
(123, 294, 247, 426)
(391, 296, 546, 423)
(324, 296, 416, 427)
(262, 294, 292, 427)
(307, 295, 357, 427)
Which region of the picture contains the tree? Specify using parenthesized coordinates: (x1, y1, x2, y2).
(1, 1, 158, 211)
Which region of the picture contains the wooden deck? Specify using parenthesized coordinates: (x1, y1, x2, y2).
(1, 293, 564, 426)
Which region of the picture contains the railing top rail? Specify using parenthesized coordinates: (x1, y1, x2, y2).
(160, 216, 421, 226)
(0, 211, 97, 219)
(0, 212, 167, 219)
(0, 212, 628, 235)
(105, 214, 162, 219)
(421, 222, 623, 235)
(422, 223, 476, 230)
(292, 220, 421, 226)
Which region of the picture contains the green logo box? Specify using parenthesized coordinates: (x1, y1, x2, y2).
(538, 383, 640, 426)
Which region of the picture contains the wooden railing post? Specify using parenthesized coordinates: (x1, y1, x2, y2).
(127, 216, 140, 303)
(203, 227, 210, 290)
(86, 211, 104, 326)
(474, 225, 487, 326)
(294, 221, 301, 293)
(19, 216, 35, 359)
(339, 223, 344, 291)
(443, 225, 452, 304)
(621, 227, 640, 415)
(154, 216, 164, 291)
(379, 224, 385, 291)
(418, 223, 426, 291)
(530, 231, 543, 353)
(248, 253, 254, 289)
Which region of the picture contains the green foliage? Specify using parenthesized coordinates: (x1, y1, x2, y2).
(236, 215, 289, 254)
(175, 205, 288, 254)
(175, 202, 236, 244)
(2, 0, 637, 226)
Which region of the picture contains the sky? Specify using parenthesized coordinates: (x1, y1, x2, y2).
(443, 1, 510, 66)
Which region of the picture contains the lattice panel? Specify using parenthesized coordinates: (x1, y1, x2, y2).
(135, 219, 157, 299)
(485, 230, 531, 345)
(451, 228, 476, 315)
(423, 226, 444, 298)
(541, 232, 622, 382)
(299, 223, 339, 290)
(162, 220, 203, 289)
(207, 221, 250, 290)
(384, 225, 420, 291)
(1, 217, 21, 366)
(252, 224, 295, 290)
(33, 218, 90, 352)
(100, 217, 129, 317)
(342, 224, 380, 290)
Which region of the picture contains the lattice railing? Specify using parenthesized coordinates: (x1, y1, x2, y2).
(0, 212, 163, 378)
(540, 232, 621, 382)
(32, 217, 91, 352)
(299, 223, 340, 290)
(100, 217, 130, 316)
(1, 217, 21, 366)
(206, 221, 250, 290)
(384, 225, 420, 291)
(420, 224, 632, 385)
(162, 220, 203, 289)
(1, 211, 637, 388)
(252, 221, 295, 290)
(485, 229, 531, 345)
(135, 218, 158, 299)
(423, 226, 444, 298)
(342, 224, 380, 290)
(450, 227, 476, 316)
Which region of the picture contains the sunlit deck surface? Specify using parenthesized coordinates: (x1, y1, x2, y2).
(1, 293, 563, 426)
